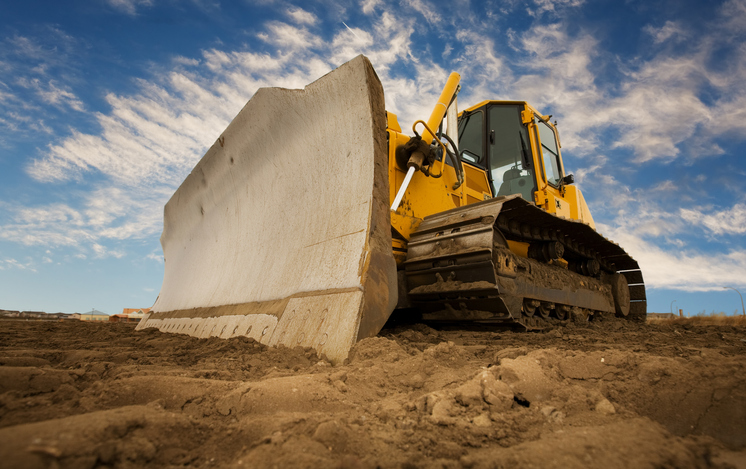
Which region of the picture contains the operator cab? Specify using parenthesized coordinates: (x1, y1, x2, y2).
(457, 101, 568, 203)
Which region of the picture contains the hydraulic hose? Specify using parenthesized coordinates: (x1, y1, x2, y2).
(437, 132, 464, 190)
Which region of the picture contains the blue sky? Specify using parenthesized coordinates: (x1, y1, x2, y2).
(1, 0, 745, 316)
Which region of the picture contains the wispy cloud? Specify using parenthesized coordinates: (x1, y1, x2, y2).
(286, 6, 317, 25)
(680, 204, 746, 236)
(17, 78, 85, 111)
(257, 22, 323, 50)
(106, 0, 153, 16)
(644, 21, 687, 44)
(361, 0, 380, 14)
(402, 0, 442, 25)
(531, 0, 586, 16)
(0, 29, 84, 141)
(0, 258, 37, 273)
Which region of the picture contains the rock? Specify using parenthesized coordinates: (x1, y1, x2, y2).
(497, 353, 555, 404)
(313, 420, 349, 452)
(330, 370, 348, 383)
(481, 372, 514, 412)
(332, 380, 347, 393)
(595, 398, 616, 415)
(472, 413, 492, 427)
(454, 377, 483, 408)
(453, 370, 514, 412)
(493, 347, 528, 365)
(408, 373, 425, 389)
(420, 391, 456, 426)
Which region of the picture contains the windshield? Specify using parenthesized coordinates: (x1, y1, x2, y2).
(488, 105, 534, 201)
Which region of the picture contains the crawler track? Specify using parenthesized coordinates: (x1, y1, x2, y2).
(403, 195, 646, 328)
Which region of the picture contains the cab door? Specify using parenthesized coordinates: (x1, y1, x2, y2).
(529, 113, 572, 218)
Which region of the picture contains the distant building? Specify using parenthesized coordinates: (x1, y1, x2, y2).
(49, 312, 74, 320)
(0, 310, 21, 318)
(20, 311, 47, 318)
(73, 309, 109, 321)
(110, 307, 151, 323)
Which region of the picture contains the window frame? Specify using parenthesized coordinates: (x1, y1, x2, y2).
(534, 115, 564, 189)
(457, 109, 487, 170)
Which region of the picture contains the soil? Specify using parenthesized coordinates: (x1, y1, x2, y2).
(1, 317, 745, 469)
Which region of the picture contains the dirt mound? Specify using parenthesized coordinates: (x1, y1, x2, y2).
(0, 319, 744, 468)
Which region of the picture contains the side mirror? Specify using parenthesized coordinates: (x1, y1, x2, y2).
(561, 174, 574, 185)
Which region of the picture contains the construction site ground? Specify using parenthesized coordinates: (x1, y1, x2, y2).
(0, 316, 745, 469)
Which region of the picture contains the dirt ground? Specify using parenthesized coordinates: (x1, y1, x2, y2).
(1, 317, 745, 469)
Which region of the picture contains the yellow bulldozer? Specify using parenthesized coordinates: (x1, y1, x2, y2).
(137, 56, 646, 363)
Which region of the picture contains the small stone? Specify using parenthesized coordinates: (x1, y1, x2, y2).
(540, 405, 556, 417)
(472, 413, 492, 427)
(333, 380, 348, 393)
(409, 373, 425, 389)
(595, 398, 616, 415)
(331, 370, 348, 382)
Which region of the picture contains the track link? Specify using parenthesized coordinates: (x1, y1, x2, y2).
(402, 195, 646, 325)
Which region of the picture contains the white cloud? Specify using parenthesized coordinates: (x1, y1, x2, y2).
(721, 0, 746, 33)
(92, 243, 125, 259)
(106, 0, 153, 15)
(286, 7, 317, 25)
(17, 78, 85, 112)
(680, 204, 746, 236)
(361, 0, 380, 14)
(257, 22, 322, 50)
(146, 251, 164, 263)
(643, 21, 686, 44)
(0, 30, 83, 140)
(0, 258, 37, 273)
(531, 0, 585, 16)
(402, 0, 442, 24)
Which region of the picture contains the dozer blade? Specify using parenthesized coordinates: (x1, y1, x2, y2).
(136, 56, 398, 364)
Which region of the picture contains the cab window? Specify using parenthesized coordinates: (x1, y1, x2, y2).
(457, 110, 484, 167)
(488, 105, 534, 201)
(537, 120, 562, 186)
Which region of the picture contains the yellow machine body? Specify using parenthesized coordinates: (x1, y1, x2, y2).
(387, 94, 597, 263)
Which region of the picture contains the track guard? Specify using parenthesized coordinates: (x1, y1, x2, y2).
(137, 56, 397, 364)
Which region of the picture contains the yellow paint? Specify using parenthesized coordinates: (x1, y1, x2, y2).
(388, 84, 599, 265)
(506, 240, 529, 258)
(462, 163, 491, 204)
(386, 112, 402, 132)
(563, 184, 596, 229)
(420, 73, 460, 143)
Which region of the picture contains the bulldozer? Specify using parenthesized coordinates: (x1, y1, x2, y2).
(137, 55, 646, 363)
